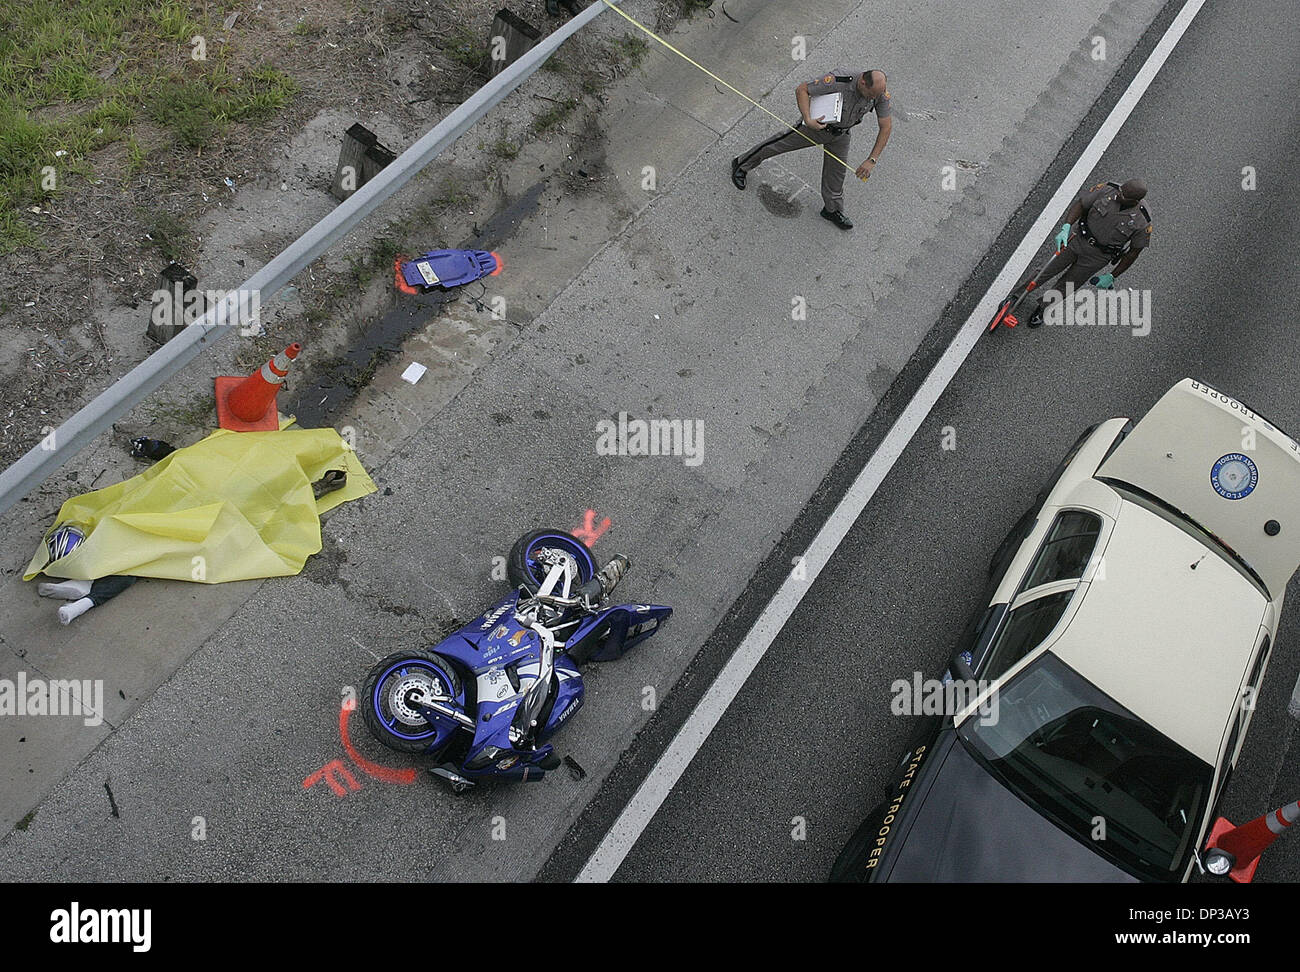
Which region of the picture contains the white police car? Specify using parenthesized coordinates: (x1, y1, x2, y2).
(831, 379, 1300, 882)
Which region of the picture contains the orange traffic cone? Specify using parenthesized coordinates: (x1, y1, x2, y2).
(215, 343, 301, 431)
(1204, 798, 1300, 883)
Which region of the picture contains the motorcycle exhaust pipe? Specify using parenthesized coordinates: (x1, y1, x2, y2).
(580, 555, 632, 605)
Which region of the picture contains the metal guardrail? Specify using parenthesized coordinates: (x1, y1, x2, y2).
(0, 0, 621, 518)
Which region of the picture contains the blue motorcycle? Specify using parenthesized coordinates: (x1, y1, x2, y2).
(361, 529, 672, 791)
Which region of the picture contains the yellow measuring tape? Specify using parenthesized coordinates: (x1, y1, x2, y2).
(598, 0, 858, 176)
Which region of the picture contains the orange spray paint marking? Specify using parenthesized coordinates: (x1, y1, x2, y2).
(394, 256, 419, 295)
(303, 760, 361, 798)
(573, 509, 611, 546)
(339, 698, 418, 785)
(302, 700, 419, 798)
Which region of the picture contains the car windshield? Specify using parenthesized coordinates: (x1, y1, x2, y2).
(958, 653, 1213, 881)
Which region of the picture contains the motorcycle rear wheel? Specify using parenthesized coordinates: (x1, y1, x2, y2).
(507, 528, 597, 594)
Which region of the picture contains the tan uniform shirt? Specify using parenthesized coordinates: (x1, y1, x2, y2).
(805, 70, 892, 131)
(1078, 182, 1153, 251)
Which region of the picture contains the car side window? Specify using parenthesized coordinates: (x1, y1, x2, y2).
(979, 590, 1072, 680)
(1221, 706, 1244, 778)
(1246, 635, 1271, 698)
(1237, 635, 1271, 741)
(1020, 511, 1102, 591)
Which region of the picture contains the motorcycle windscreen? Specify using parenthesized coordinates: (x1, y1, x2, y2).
(1095, 378, 1300, 599)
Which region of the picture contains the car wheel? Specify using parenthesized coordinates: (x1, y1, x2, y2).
(829, 800, 889, 883)
(988, 507, 1036, 581)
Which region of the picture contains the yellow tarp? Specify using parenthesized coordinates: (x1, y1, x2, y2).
(25, 427, 376, 583)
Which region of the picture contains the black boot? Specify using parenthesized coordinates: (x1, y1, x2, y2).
(820, 208, 853, 230)
(731, 157, 746, 190)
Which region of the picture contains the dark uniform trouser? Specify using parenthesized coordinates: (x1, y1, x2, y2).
(736, 123, 852, 213)
(1034, 234, 1114, 300)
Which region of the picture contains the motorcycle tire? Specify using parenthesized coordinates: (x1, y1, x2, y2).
(507, 528, 597, 594)
(362, 650, 465, 754)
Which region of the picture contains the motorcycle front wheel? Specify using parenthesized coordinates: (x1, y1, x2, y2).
(362, 650, 464, 753)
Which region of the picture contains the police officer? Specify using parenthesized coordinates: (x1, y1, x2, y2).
(1028, 177, 1152, 327)
(731, 69, 893, 230)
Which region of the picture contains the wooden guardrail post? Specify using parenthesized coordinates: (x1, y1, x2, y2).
(147, 264, 201, 345)
(330, 123, 395, 201)
(489, 10, 541, 77)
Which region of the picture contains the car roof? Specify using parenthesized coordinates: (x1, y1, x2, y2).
(1048, 495, 1265, 765)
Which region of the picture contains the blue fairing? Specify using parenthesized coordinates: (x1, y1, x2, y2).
(399, 249, 500, 290)
(569, 603, 673, 662)
(539, 660, 584, 743)
(442, 590, 539, 673)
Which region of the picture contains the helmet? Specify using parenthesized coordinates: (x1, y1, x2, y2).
(45, 522, 87, 562)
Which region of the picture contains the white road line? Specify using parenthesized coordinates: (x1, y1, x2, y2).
(575, 0, 1206, 883)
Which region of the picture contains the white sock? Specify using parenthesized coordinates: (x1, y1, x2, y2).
(39, 579, 93, 600)
(58, 598, 94, 625)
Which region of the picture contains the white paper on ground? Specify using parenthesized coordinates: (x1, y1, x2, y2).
(401, 362, 428, 384)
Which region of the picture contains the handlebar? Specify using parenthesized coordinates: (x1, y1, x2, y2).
(522, 555, 633, 614)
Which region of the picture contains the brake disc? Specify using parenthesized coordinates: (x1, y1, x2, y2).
(389, 670, 448, 727)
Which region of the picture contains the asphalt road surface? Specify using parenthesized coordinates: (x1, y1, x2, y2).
(556, 0, 1300, 882)
(2, 0, 1167, 883)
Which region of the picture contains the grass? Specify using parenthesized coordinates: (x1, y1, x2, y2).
(612, 34, 650, 67)
(370, 235, 404, 265)
(305, 236, 403, 328)
(533, 97, 578, 135)
(432, 175, 474, 209)
(491, 138, 520, 160)
(151, 0, 205, 44)
(443, 23, 488, 77)
(670, 0, 715, 20)
(233, 334, 285, 375)
(14, 810, 36, 831)
(142, 210, 192, 262)
(145, 67, 296, 149)
(342, 349, 386, 390)
(143, 391, 214, 430)
(0, 1, 298, 254)
(125, 134, 146, 176)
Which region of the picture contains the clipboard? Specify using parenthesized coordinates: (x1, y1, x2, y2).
(808, 92, 843, 125)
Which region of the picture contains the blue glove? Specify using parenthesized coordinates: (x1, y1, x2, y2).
(1092, 272, 1115, 289)
(1054, 223, 1071, 249)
